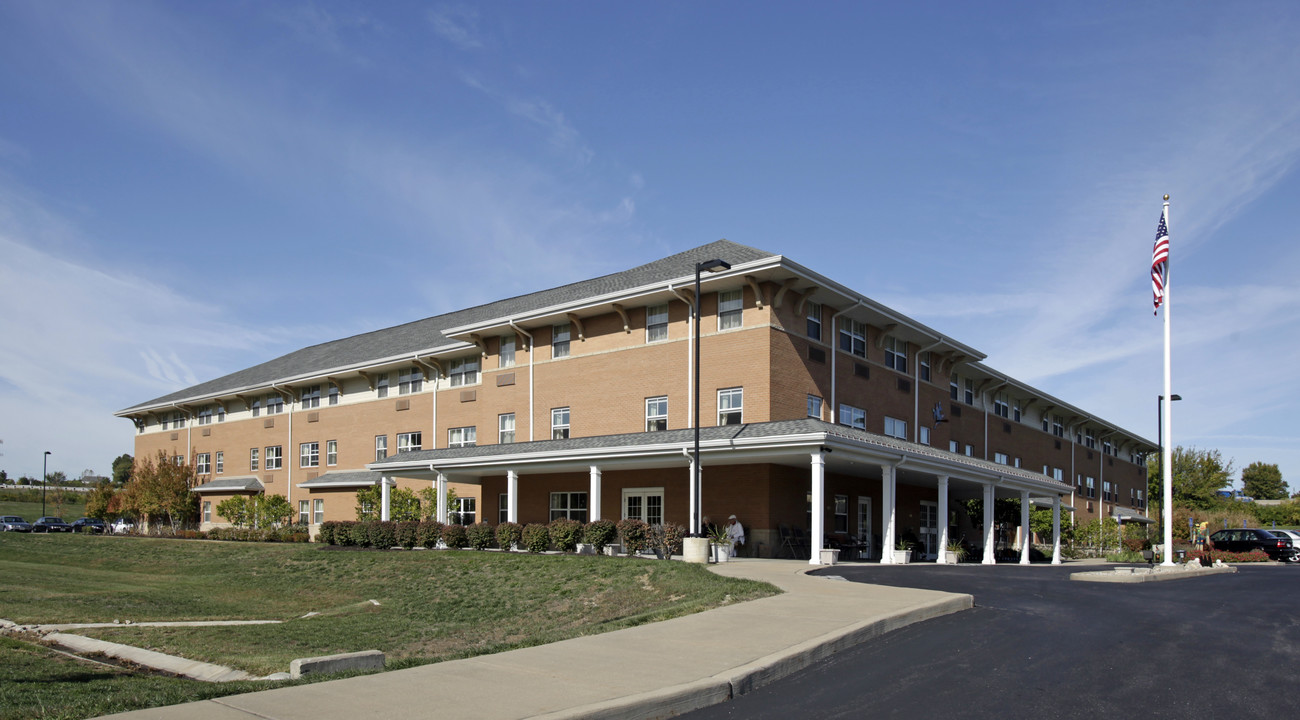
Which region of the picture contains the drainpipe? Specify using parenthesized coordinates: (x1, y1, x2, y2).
(509, 321, 535, 441)
(916, 340, 945, 443)
(668, 283, 695, 429)
(272, 382, 292, 508)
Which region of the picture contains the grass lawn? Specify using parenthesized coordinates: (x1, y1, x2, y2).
(0, 497, 87, 522)
(1, 533, 777, 717)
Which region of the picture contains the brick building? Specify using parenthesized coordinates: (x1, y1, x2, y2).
(116, 240, 1154, 563)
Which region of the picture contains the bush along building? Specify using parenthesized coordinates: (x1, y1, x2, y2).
(117, 240, 1154, 563)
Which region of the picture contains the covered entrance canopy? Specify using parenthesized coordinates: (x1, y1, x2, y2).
(370, 419, 1072, 565)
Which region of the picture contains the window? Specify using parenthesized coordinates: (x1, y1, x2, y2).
(326, 440, 337, 466)
(313, 499, 324, 524)
(399, 368, 423, 395)
(718, 289, 743, 330)
(1103, 439, 1114, 456)
(1103, 481, 1113, 502)
(1085, 477, 1096, 498)
(499, 413, 515, 444)
(622, 488, 664, 526)
(1136, 489, 1145, 508)
(1013, 401, 1021, 423)
(834, 494, 848, 533)
(377, 373, 389, 398)
(1052, 415, 1065, 438)
(301, 385, 321, 409)
(919, 426, 931, 445)
(448, 426, 476, 448)
(884, 416, 907, 439)
(964, 444, 974, 457)
(950, 374, 960, 401)
(647, 304, 669, 343)
(173, 455, 185, 466)
(963, 378, 974, 405)
(499, 494, 509, 524)
(552, 322, 571, 358)
(500, 335, 516, 368)
(265, 446, 283, 470)
(1084, 430, 1096, 450)
(300, 442, 319, 468)
(449, 357, 479, 387)
(374, 435, 387, 462)
(397, 432, 422, 453)
(993, 392, 1010, 419)
(215, 451, 224, 474)
(163, 411, 185, 430)
(251, 398, 261, 417)
(550, 492, 589, 522)
(203, 501, 211, 523)
(646, 396, 668, 431)
(1014, 457, 1022, 468)
(249, 448, 259, 471)
(839, 404, 866, 430)
(884, 336, 908, 373)
(839, 318, 866, 357)
(329, 385, 340, 406)
(196, 453, 211, 475)
(807, 395, 823, 419)
(718, 388, 743, 425)
(298, 500, 309, 525)
(994, 452, 1009, 465)
(197, 407, 214, 425)
(551, 407, 570, 439)
(454, 498, 476, 525)
(264, 394, 283, 415)
(950, 440, 960, 453)
(919, 352, 931, 382)
(807, 302, 822, 341)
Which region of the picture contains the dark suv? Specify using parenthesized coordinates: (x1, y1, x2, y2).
(1208, 528, 1296, 561)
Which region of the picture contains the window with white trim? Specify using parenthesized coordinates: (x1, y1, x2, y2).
(839, 404, 866, 430)
(301, 385, 321, 409)
(964, 444, 974, 457)
(1052, 415, 1065, 438)
(249, 447, 259, 471)
(374, 435, 388, 462)
(994, 452, 1009, 465)
(550, 491, 589, 522)
(329, 385, 340, 405)
(646, 396, 668, 432)
(718, 289, 743, 330)
(963, 379, 974, 405)
(300, 442, 319, 468)
(884, 416, 907, 439)
(884, 336, 907, 373)
(499, 413, 515, 444)
(807, 302, 822, 341)
(1084, 430, 1096, 449)
(950, 374, 960, 401)
(834, 494, 848, 533)
(499, 494, 509, 523)
(376, 373, 389, 398)
(950, 440, 960, 453)
(215, 451, 224, 474)
(326, 440, 337, 466)
(251, 398, 261, 417)
(196, 453, 211, 475)
(173, 455, 184, 465)
(397, 432, 422, 453)
(993, 392, 1009, 419)
(449, 357, 479, 387)
(1014, 457, 1022, 468)
(266, 394, 284, 415)
(203, 501, 211, 523)
(398, 368, 423, 395)
(500, 335, 516, 368)
(647, 304, 669, 343)
(551, 407, 570, 439)
(1013, 400, 1021, 423)
(298, 500, 309, 525)
(197, 407, 214, 425)
(839, 318, 866, 357)
(217, 405, 225, 422)
(807, 395, 823, 420)
(622, 487, 664, 526)
(265, 445, 283, 470)
(919, 426, 931, 445)
(454, 498, 476, 525)
(1085, 477, 1096, 498)
(552, 323, 571, 358)
(1103, 481, 1113, 502)
(448, 427, 476, 448)
(313, 498, 324, 524)
(718, 388, 743, 425)
(919, 352, 931, 382)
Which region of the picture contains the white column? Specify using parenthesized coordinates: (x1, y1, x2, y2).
(380, 476, 392, 521)
(688, 458, 698, 535)
(436, 473, 448, 523)
(1051, 495, 1062, 565)
(936, 476, 950, 564)
(506, 470, 519, 523)
(1019, 490, 1031, 565)
(880, 464, 896, 564)
(809, 450, 826, 565)
(982, 483, 996, 565)
(589, 465, 602, 522)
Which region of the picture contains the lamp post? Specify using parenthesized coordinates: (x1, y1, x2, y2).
(692, 258, 731, 536)
(41, 450, 51, 516)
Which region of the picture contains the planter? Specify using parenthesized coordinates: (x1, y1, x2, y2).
(943, 550, 960, 565)
(819, 548, 840, 566)
(892, 550, 912, 564)
(682, 537, 710, 564)
(603, 544, 623, 557)
(575, 543, 596, 556)
(711, 542, 732, 563)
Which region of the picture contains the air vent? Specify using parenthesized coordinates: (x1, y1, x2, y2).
(308, 412, 320, 423)
(1087, 450, 1094, 460)
(395, 399, 410, 412)
(460, 390, 477, 403)
(497, 372, 516, 387)
(950, 404, 962, 417)
(808, 347, 826, 363)
(264, 418, 275, 429)
(306, 471, 318, 481)
(1054, 440, 1061, 450)
(1003, 422, 1011, 434)
(170, 432, 179, 441)
(1108, 459, 1114, 467)
(202, 428, 211, 437)
(897, 378, 911, 393)
(264, 474, 274, 484)
(854, 363, 870, 379)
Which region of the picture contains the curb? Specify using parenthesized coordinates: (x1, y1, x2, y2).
(45, 633, 254, 682)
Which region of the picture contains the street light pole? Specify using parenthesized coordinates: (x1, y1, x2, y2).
(41, 450, 51, 516)
(693, 258, 730, 537)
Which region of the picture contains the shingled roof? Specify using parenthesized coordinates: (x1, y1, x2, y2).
(120, 240, 776, 413)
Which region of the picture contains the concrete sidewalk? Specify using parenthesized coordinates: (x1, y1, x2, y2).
(101, 560, 971, 720)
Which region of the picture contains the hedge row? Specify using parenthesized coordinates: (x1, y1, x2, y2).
(138, 526, 311, 543)
(316, 517, 684, 555)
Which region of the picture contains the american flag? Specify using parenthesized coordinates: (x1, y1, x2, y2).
(1151, 208, 1169, 314)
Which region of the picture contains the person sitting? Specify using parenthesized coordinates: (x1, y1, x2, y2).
(725, 514, 745, 557)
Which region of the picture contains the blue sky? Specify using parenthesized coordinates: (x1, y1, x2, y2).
(2, 1, 1297, 489)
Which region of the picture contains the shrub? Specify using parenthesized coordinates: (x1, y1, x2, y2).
(466, 522, 495, 550)
(333, 521, 358, 546)
(442, 523, 468, 549)
(352, 521, 377, 548)
(370, 521, 398, 549)
(496, 521, 522, 551)
(317, 521, 337, 545)
(1190, 548, 1271, 563)
(1105, 549, 1148, 563)
(416, 520, 444, 548)
(395, 521, 419, 549)
(548, 518, 582, 553)
(521, 523, 551, 553)
(583, 519, 617, 552)
(1121, 537, 1151, 553)
(646, 523, 686, 557)
(616, 518, 650, 555)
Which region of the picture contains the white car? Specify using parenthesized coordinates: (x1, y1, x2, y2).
(110, 518, 134, 534)
(1268, 529, 1300, 561)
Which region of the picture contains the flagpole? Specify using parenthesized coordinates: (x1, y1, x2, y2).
(1161, 195, 1175, 566)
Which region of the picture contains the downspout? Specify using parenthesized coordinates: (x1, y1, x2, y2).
(272, 382, 292, 508)
(668, 283, 695, 429)
(508, 320, 535, 441)
(916, 340, 945, 443)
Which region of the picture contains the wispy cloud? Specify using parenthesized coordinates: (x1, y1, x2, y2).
(461, 74, 594, 165)
(428, 4, 485, 51)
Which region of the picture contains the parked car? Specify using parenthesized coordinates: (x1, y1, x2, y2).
(1, 515, 33, 532)
(110, 518, 135, 534)
(32, 516, 74, 533)
(1266, 529, 1300, 561)
(70, 517, 108, 533)
(1208, 528, 1296, 561)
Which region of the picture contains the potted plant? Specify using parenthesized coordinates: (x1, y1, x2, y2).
(708, 523, 732, 563)
(944, 539, 965, 565)
(893, 538, 914, 564)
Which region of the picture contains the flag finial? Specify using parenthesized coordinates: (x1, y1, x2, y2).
(1164, 194, 1169, 201)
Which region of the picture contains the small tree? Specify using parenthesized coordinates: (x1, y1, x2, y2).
(216, 496, 250, 527)
(1241, 462, 1287, 500)
(112, 454, 134, 486)
(84, 480, 116, 520)
(359, 485, 424, 521)
(120, 451, 200, 531)
(252, 494, 294, 527)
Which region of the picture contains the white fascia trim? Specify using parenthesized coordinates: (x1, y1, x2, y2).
(296, 480, 379, 489)
(823, 436, 1072, 494)
(440, 257, 785, 337)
